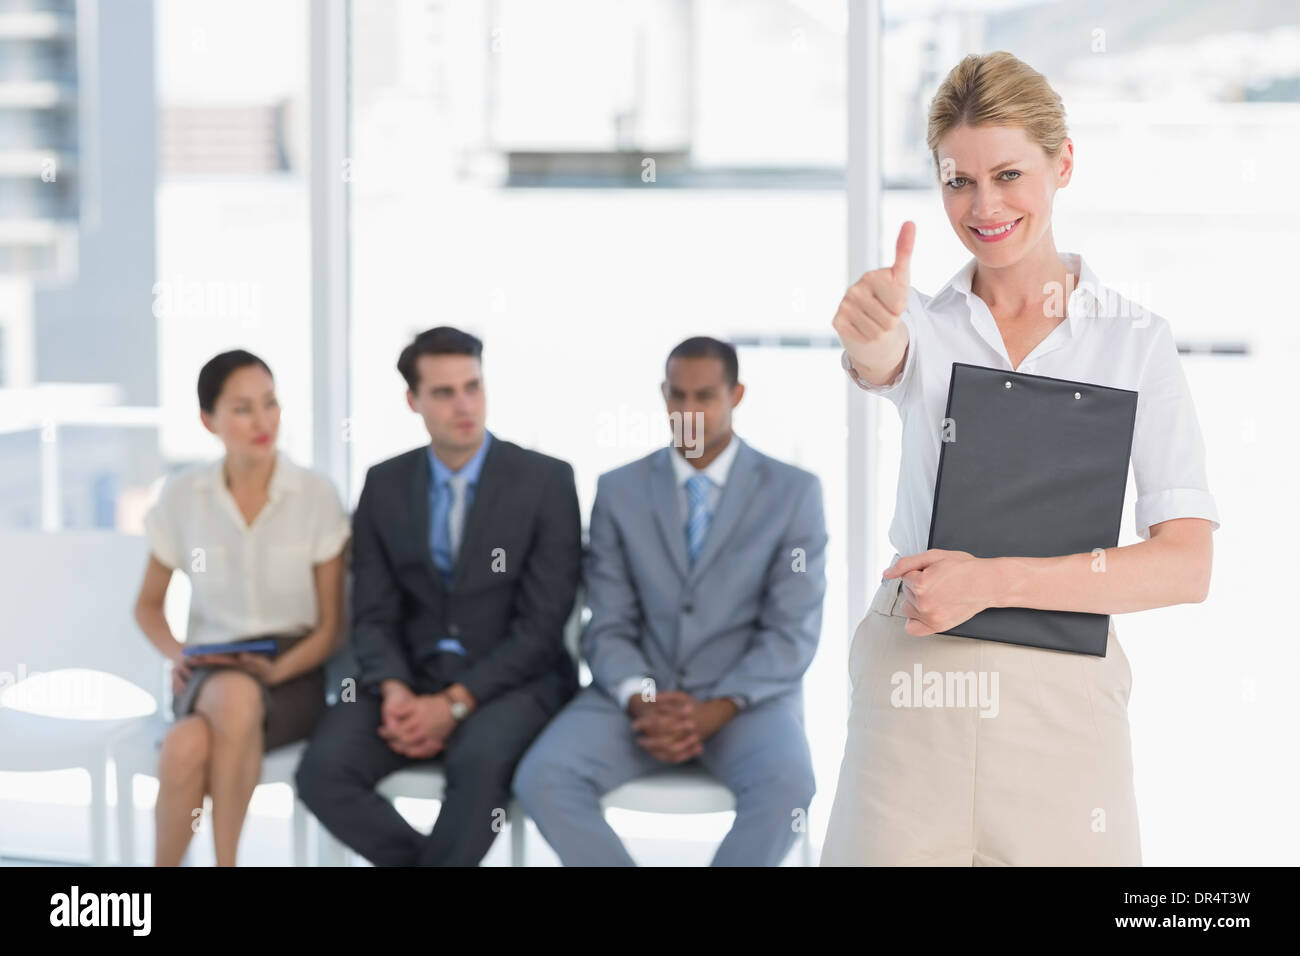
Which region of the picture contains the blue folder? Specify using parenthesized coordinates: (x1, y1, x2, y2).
(182, 638, 280, 658)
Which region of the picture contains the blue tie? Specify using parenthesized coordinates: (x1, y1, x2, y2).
(685, 473, 713, 565)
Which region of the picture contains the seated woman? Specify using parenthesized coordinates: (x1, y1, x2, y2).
(134, 349, 350, 866)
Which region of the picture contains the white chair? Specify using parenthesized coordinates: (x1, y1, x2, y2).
(317, 593, 589, 868)
(318, 768, 528, 867)
(541, 583, 817, 867)
(599, 763, 816, 866)
(113, 561, 350, 866)
(0, 531, 161, 865)
(113, 728, 318, 866)
(320, 587, 819, 867)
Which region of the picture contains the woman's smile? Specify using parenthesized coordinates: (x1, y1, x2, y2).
(969, 216, 1023, 242)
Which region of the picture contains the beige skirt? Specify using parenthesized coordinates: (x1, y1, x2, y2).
(821, 577, 1141, 866)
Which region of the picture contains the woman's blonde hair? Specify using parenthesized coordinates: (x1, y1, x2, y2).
(926, 52, 1068, 181)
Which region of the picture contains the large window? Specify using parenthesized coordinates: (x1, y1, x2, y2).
(348, 0, 849, 861)
(2, 0, 1294, 867)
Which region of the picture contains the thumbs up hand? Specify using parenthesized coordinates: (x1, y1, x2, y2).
(832, 221, 914, 385)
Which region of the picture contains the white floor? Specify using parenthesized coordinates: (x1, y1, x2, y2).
(0, 773, 814, 867)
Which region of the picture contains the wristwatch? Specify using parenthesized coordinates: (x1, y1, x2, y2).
(448, 697, 470, 721)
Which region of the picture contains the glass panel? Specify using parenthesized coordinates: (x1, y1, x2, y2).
(350, 0, 849, 858)
(0, 0, 312, 864)
(0, 0, 312, 533)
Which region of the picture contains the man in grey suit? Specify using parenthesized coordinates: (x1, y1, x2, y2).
(514, 336, 827, 866)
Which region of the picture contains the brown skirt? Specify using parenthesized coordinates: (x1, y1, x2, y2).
(174, 634, 327, 752)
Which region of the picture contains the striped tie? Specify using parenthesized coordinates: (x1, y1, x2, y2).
(685, 473, 713, 565)
(446, 473, 470, 564)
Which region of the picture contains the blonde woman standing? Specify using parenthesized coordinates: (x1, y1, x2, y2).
(823, 52, 1219, 866)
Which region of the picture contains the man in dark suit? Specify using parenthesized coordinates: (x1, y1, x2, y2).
(296, 326, 581, 866)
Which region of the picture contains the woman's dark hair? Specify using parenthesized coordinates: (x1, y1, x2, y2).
(397, 326, 484, 391)
(666, 336, 739, 388)
(197, 349, 274, 413)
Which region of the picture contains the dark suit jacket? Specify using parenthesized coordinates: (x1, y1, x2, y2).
(350, 436, 581, 713)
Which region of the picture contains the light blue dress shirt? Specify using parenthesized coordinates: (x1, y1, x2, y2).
(427, 430, 493, 587)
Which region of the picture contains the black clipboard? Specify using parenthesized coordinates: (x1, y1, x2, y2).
(924, 362, 1138, 656)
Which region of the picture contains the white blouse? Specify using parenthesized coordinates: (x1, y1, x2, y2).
(844, 251, 1221, 563)
(143, 453, 351, 646)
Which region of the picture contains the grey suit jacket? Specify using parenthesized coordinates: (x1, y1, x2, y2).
(580, 436, 827, 710)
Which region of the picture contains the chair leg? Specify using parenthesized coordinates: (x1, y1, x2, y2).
(115, 761, 136, 866)
(316, 816, 349, 866)
(89, 761, 109, 866)
(292, 797, 309, 867)
(509, 799, 526, 867)
(800, 809, 814, 867)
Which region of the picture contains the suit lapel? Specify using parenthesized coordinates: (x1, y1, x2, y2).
(410, 448, 446, 592)
(688, 438, 761, 582)
(649, 447, 689, 580)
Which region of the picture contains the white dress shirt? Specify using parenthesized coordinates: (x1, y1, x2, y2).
(843, 251, 1221, 565)
(143, 452, 351, 646)
(615, 434, 743, 711)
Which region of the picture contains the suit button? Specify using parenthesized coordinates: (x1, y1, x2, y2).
(447, 623, 460, 637)
(677, 667, 687, 678)
(682, 602, 693, 613)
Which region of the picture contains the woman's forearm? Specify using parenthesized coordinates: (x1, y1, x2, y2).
(269, 627, 339, 685)
(990, 525, 1211, 615)
(270, 552, 346, 686)
(135, 603, 182, 661)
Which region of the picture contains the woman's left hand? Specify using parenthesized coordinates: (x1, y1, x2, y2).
(882, 549, 999, 636)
